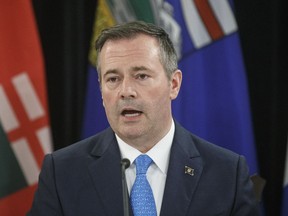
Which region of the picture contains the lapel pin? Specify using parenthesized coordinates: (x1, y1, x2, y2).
(185, 166, 195, 176)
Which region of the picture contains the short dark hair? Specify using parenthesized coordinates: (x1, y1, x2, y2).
(95, 21, 178, 81)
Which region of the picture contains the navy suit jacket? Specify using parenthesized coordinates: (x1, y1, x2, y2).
(28, 122, 259, 215)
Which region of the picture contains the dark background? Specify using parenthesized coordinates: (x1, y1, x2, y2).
(32, 0, 288, 215)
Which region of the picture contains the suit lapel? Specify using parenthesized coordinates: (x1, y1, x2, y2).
(87, 128, 126, 216)
(160, 123, 204, 216)
(85, 124, 203, 216)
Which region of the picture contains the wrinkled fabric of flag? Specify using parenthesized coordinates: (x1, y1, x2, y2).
(0, 1, 52, 215)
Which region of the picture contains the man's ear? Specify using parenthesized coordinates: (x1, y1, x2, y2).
(170, 69, 182, 100)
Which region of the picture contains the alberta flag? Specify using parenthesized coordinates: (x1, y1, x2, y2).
(282, 136, 288, 216)
(0, 1, 52, 215)
(82, 0, 258, 174)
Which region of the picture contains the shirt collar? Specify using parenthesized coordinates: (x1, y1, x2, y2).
(117, 120, 175, 175)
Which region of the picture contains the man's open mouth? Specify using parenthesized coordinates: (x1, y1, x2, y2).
(121, 109, 143, 117)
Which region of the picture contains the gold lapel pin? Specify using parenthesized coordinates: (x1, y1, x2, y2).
(185, 166, 195, 176)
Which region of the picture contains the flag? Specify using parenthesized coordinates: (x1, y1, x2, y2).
(81, 0, 114, 138)
(82, 0, 258, 174)
(169, 0, 258, 174)
(282, 135, 288, 216)
(0, 1, 53, 215)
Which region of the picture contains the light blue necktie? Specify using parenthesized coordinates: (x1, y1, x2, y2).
(130, 154, 157, 216)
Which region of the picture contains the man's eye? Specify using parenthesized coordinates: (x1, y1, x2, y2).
(107, 77, 118, 83)
(137, 74, 149, 80)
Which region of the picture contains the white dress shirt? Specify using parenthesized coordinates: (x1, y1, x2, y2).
(117, 120, 175, 216)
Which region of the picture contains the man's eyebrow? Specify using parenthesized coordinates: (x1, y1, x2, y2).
(131, 66, 150, 72)
(103, 69, 119, 77)
(103, 66, 151, 78)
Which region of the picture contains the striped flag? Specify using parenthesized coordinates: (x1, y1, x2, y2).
(171, 0, 258, 174)
(0, 1, 52, 215)
(82, 0, 258, 174)
(282, 135, 288, 216)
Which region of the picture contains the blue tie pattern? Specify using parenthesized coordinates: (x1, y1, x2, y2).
(130, 154, 157, 216)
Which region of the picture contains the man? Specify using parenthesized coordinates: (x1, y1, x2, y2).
(28, 21, 259, 215)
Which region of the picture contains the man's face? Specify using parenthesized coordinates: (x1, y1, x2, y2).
(99, 34, 181, 151)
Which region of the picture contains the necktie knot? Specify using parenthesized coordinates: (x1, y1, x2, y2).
(135, 154, 153, 175)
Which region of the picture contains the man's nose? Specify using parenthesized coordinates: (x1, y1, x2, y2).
(119, 78, 137, 99)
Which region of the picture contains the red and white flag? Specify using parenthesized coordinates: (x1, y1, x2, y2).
(0, 1, 52, 215)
